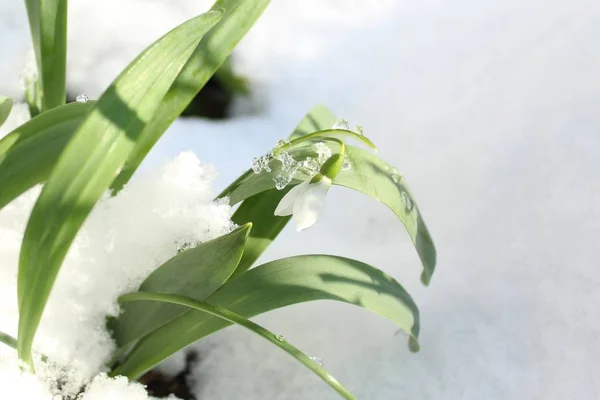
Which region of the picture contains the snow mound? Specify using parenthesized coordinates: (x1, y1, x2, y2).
(0, 107, 233, 397)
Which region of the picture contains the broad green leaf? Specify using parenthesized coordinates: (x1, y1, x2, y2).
(17, 10, 223, 368)
(116, 292, 356, 400)
(111, 224, 251, 347)
(110, 0, 272, 193)
(0, 102, 94, 209)
(112, 255, 419, 379)
(230, 188, 291, 276)
(334, 146, 437, 285)
(290, 104, 337, 139)
(0, 96, 12, 127)
(25, 0, 68, 112)
(0, 331, 17, 350)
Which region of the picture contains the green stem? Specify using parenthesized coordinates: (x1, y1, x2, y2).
(283, 128, 376, 151)
(117, 292, 357, 400)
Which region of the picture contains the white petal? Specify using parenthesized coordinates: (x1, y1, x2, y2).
(274, 179, 310, 216)
(292, 178, 331, 231)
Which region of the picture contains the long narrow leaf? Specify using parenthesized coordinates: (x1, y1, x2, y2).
(290, 104, 338, 139)
(230, 188, 290, 276)
(111, 224, 251, 347)
(17, 10, 223, 368)
(24, 0, 68, 112)
(116, 292, 356, 400)
(0, 95, 12, 127)
(334, 146, 437, 285)
(110, 0, 271, 193)
(0, 102, 94, 209)
(112, 255, 419, 379)
(0, 331, 17, 350)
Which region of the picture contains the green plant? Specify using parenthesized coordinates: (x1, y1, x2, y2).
(0, 1, 436, 398)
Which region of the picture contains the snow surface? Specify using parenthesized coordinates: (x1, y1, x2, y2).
(1, 0, 600, 399)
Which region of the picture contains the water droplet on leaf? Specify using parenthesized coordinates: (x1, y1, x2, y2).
(227, 221, 239, 233)
(251, 157, 262, 174)
(332, 118, 350, 130)
(310, 356, 323, 366)
(273, 173, 292, 190)
(315, 142, 332, 164)
(259, 155, 272, 173)
(391, 167, 401, 183)
(275, 138, 290, 148)
(302, 157, 320, 174)
(275, 334, 286, 342)
(275, 151, 298, 173)
(402, 191, 413, 211)
(76, 94, 89, 103)
(342, 159, 352, 171)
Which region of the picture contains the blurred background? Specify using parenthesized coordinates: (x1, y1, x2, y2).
(1, 1, 599, 399)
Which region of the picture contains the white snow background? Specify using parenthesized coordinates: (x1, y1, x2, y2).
(1, 1, 599, 399)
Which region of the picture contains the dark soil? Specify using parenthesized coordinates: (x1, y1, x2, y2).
(139, 351, 199, 400)
(67, 75, 233, 120)
(178, 76, 233, 120)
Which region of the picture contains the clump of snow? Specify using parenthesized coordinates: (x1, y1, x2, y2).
(0, 353, 54, 400)
(79, 373, 180, 400)
(0, 102, 233, 397)
(0, 356, 181, 400)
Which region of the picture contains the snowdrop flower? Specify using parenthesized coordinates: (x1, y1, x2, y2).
(274, 175, 332, 231)
(274, 153, 344, 231)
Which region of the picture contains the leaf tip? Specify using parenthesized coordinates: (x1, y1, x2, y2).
(409, 336, 420, 353)
(0, 95, 13, 127)
(241, 222, 253, 236)
(420, 271, 431, 286)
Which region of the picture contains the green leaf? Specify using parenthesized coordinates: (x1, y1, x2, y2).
(0, 331, 17, 351)
(116, 292, 357, 400)
(0, 96, 12, 127)
(111, 224, 252, 347)
(111, 255, 419, 379)
(17, 10, 224, 368)
(110, 0, 272, 193)
(290, 104, 338, 139)
(0, 102, 94, 210)
(220, 131, 374, 206)
(217, 141, 436, 285)
(225, 105, 338, 274)
(230, 188, 291, 276)
(334, 145, 437, 285)
(25, 0, 68, 112)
